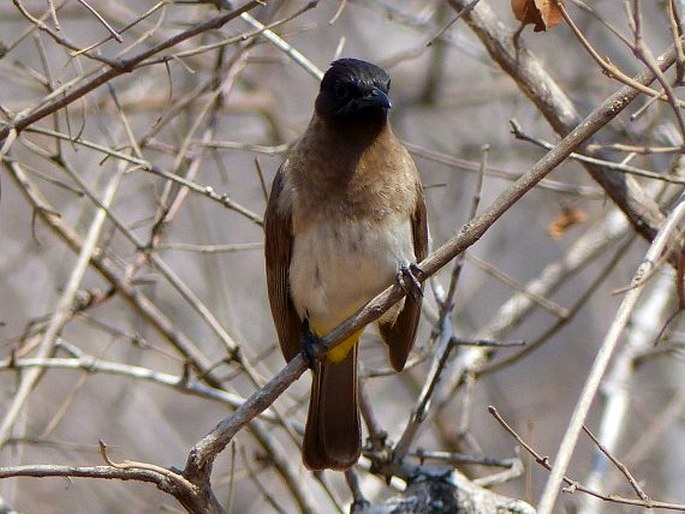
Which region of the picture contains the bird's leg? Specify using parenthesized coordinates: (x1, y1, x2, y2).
(397, 263, 424, 301)
(301, 318, 321, 370)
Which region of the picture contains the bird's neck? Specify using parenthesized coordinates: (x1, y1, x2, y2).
(310, 113, 390, 166)
(326, 110, 388, 141)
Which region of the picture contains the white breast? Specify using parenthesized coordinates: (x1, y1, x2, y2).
(289, 213, 414, 335)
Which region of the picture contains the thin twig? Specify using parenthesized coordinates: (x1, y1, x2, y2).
(511, 119, 685, 185)
(537, 193, 685, 514)
(582, 425, 651, 504)
(447, 0, 668, 243)
(0, 163, 125, 449)
(0, 1, 263, 142)
(75, 0, 123, 42)
(489, 406, 685, 510)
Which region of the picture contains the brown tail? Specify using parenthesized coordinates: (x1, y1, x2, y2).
(303, 345, 360, 470)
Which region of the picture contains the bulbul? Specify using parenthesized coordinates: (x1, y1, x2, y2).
(264, 58, 428, 470)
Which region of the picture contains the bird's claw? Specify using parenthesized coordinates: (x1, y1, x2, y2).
(397, 263, 423, 301)
(301, 318, 321, 370)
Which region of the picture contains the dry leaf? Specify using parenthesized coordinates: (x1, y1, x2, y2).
(511, 0, 562, 32)
(548, 207, 587, 239)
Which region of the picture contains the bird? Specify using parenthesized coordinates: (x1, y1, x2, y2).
(264, 58, 428, 471)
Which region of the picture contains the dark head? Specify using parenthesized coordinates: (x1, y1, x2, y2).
(315, 59, 392, 127)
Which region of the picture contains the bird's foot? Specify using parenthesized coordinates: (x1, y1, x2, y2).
(397, 263, 424, 301)
(301, 318, 321, 369)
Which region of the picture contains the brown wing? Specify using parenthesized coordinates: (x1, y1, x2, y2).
(264, 164, 302, 362)
(379, 181, 428, 372)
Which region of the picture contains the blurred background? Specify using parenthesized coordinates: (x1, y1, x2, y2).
(1, 0, 684, 512)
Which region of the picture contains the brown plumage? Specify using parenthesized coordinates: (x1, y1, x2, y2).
(264, 58, 428, 470)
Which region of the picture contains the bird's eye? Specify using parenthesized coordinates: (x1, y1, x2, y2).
(334, 83, 348, 99)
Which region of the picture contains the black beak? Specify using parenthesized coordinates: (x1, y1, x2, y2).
(353, 87, 392, 110)
(338, 87, 392, 115)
